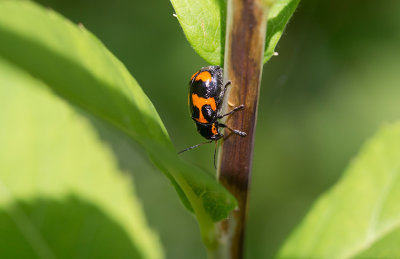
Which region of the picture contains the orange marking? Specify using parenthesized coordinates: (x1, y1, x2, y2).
(195, 71, 212, 82)
(211, 124, 218, 135)
(190, 72, 198, 81)
(191, 94, 216, 123)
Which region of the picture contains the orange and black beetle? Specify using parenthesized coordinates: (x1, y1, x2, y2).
(179, 66, 246, 166)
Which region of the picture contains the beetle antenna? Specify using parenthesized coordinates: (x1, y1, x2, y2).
(213, 141, 218, 169)
(178, 140, 213, 154)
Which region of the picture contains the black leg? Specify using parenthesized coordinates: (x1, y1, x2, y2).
(217, 104, 244, 119)
(217, 81, 232, 104)
(224, 80, 232, 89)
(219, 123, 247, 137)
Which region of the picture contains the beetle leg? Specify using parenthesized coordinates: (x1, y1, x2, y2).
(217, 104, 244, 119)
(219, 123, 247, 137)
(224, 80, 232, 89)
(217, 80, 232, 105)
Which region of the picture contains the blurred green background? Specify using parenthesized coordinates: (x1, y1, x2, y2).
(32, 0, 400, 258)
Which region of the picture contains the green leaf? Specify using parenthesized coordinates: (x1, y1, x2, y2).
(170, 0, 226, 65)
(0, 58, 163, 258)
(278, 122, 400, 258)
(263, 0, 300, 63)
(170, 0, 299, 65)
(0, 0, 237, 247)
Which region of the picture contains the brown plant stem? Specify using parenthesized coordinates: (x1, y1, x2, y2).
(215, 0, 268, 258)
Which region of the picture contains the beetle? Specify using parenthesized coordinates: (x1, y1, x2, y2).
(178, 65, 247, 167)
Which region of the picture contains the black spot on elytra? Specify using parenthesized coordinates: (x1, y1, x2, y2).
(192, 105, 200, 119)
(202, 104, 216, 122)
